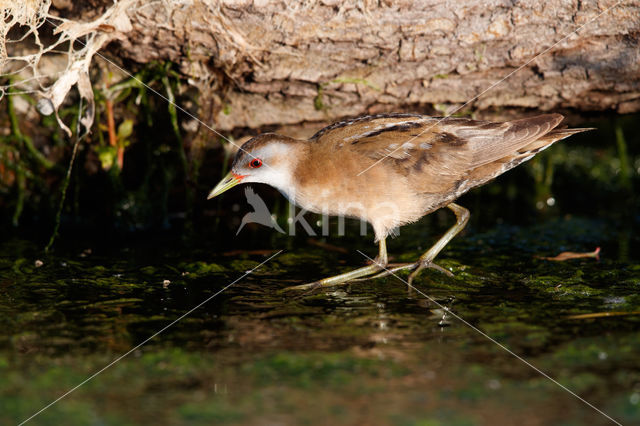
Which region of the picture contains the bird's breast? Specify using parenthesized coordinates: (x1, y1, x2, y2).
(289, 149, 427, 232)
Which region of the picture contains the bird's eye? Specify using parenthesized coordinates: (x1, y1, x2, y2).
(249, 158, 262, 168)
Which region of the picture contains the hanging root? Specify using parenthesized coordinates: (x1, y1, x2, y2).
(1, 0, 136, 135)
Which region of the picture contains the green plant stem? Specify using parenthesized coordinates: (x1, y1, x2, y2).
(614, 123, 632, 191)
(544, 151, 555, 188)
(105, 78, 144, 97)
(162, 75, 184, 148)
(7, 85, 55, 170)
(45, 131, 83, 253)
(11, 165, 26, 227)
(162, 72, 193, 222)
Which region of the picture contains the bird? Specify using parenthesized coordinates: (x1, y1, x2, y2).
(207, 113, 592, 290)
(236, 186, 285, 235)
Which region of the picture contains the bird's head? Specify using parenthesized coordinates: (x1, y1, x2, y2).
(207, 133, 301, 200)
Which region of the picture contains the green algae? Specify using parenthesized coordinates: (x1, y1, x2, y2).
(243, 352, 406, 388)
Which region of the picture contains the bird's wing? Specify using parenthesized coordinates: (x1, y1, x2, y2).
(310, 113, 427, 147)
(340, 114, 564, 193)
(442, 114, 564, 168)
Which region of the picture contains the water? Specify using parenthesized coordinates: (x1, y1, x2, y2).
(1, 116, 640, 425)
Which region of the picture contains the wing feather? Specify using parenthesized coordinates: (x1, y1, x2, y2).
(446, 114, 564, 168)
(312, 113, 568, 194)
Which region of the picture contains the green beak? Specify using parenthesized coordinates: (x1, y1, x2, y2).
(207, 172, 244, 199)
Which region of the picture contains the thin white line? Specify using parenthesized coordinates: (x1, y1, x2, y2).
(356, 0, 624, 177)
(18, 250, 283, 425)
(356, 250, 623, 426)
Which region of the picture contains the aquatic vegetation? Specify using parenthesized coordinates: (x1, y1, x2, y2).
(1, 61, 208, 241)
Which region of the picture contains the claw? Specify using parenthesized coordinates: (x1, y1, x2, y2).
(407, 260, 453, 286)
(424, 261, 454, 277)
(284, 202, 468, 292)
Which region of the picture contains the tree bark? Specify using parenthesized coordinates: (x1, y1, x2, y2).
(62, 0, 640, 130)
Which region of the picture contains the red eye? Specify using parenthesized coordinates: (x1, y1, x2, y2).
(249, 158, 262, 168)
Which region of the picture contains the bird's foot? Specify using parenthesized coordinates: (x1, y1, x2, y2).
(356, 260, 453, 284)
(282, 279, 324, 293)
(407, 259, 453, 286)
(282, 261, 384, 292)
(352, 263, 417, 281)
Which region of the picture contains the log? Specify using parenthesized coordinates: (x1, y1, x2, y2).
(48, 0, 640, 131)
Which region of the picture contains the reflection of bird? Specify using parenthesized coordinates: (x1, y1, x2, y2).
(209, 113, 592, 289)
(236, 187, 285, 235)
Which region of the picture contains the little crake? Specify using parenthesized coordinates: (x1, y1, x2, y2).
(208, 113, 591, 290)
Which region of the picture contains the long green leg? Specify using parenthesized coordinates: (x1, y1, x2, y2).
(359, 203, 470, 282)
(407, 203, 470, 285)
(284, 238, 388, 291)
(352, 262, 417, 281)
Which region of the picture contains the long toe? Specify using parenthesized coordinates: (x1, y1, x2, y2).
(353, 262, 418, 281)
(423, 261, 454, 277)
(282, 263, 385, 291)
(407, 261, 454, 286)
(282, 280, 324, 292)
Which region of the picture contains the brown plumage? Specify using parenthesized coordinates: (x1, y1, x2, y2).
(209, 113, 592, 289)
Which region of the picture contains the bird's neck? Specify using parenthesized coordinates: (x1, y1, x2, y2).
(278, 142, 309, 204)
(256, 140, 309, 204)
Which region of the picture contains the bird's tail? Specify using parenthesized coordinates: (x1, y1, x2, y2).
(461, 126, 594, 193)
(517, 127, 595, 155)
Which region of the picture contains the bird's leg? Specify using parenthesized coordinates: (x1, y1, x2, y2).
(358, 262, 418, 280)
(406, 203, 470, 285)
(357, 204, 470, 282)
(284, 238, 388, 291)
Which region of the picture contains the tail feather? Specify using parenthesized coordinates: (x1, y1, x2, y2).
(462, 126, 594, 191)
(459, 114, 564, 168)
(518, 127, 595, 155)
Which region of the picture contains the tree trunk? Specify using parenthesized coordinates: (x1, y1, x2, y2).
(37, 0, 640, 132)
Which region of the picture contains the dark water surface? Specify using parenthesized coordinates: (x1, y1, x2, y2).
(2, 117, 640, 425)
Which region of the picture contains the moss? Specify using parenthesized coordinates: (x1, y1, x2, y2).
(243, 352, 407, 388)
(178, 401, 245, 424)
(178, 260, 226, 275)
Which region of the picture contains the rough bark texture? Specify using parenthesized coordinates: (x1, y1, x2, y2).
(69, 0, 640, 130)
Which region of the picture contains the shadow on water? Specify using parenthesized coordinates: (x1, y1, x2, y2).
(1, 114, 640, 425)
